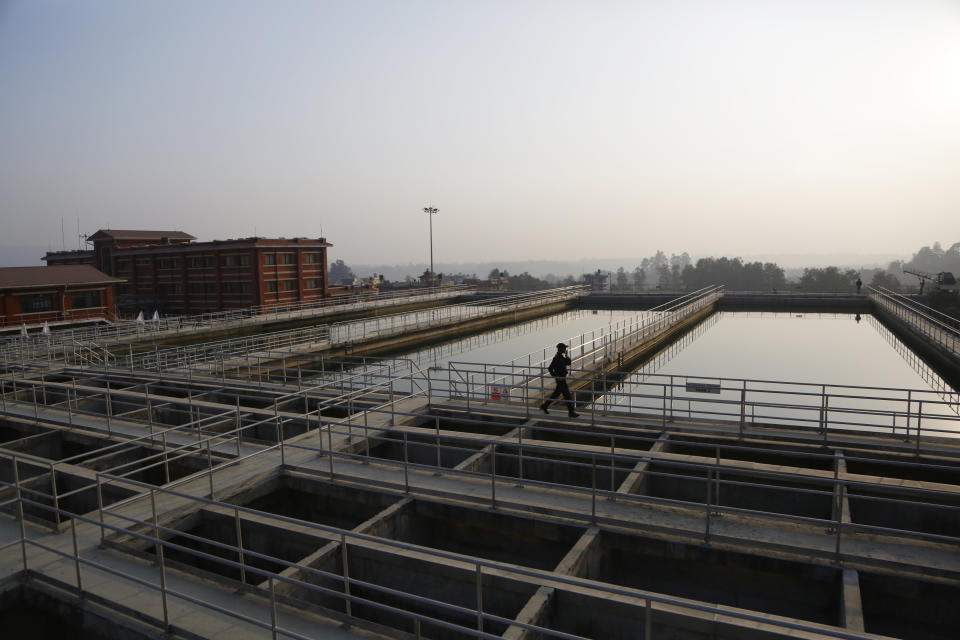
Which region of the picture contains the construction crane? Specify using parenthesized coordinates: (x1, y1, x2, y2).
(902, 268, 959, 294)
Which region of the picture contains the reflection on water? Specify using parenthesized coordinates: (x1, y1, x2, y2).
(629, 312, 953, 390)
(865, 314, 958, 411)
(599, 312, 959, 436)
(308, 309, 644, 381)
(629, 311, 721, 381)
(386, 309, 644, 371)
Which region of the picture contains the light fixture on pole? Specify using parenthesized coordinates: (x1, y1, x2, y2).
(423, 206, 439, 277)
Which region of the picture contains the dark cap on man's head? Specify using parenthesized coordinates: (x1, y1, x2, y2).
(556, 343, 567, 351)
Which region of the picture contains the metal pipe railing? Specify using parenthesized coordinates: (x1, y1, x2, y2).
(0, 284, 474, 346)
(869, 286, 960, 359)
(46, 472, 880, 640)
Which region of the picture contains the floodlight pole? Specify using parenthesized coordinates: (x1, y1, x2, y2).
(423, 206, 439, 278)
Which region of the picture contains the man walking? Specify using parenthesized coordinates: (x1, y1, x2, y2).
(540, 343, 579, 417)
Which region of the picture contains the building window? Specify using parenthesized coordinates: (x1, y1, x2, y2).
(189, 256, 215, 269)
(172, 283, 183, 295)
(265, 280, 278, 293)
(70, 290, 101, 309)
(99, 247, 113, 275)
(222, 254, 250, 267)
(18, 293, 54, 313)
(282, 279, 296, 291)
(280, 253, 295, 265)
(188, 282, 216, 295)
(135, 258, 151, 267)
(223, 281, 251, 294)
(157, 257, 181, 270)
(304, 253, 318, 264)
(305, 278, 319, 289)
(264, 254, 276, 266)
(116, 259, 131, 271)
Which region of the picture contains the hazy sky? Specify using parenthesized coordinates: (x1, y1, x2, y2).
(1, 1, 958, 266)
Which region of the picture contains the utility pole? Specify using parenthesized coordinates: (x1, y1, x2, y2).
(423, 206, 439, 277)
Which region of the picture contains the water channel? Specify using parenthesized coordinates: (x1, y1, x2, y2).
(597, 311, 959, 436)
(322, 305, 959, 436)
(384, 309, 645, 371)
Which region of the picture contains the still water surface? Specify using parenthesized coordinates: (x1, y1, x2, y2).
(385, 309, 643, 370)
(602, 312, 959, 436)
(633, 312, 939, 387)
(336, 307, 958, 435)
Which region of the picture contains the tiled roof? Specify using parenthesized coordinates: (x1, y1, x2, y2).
(0, 265, 124, 289)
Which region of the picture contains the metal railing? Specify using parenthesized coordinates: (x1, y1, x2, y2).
(869, 286, 960, 359)
(443, 361, 960, 442)
(2, 431, 891, 640)
(0, 480, 879, 640)
(465, 286, 723, 399)
(103, 287, 585, 375)
(326, 286, 586, 346)
(0, 285, 476, 364)
(281, 408, 960, 549)
(1, 366, 955, 638)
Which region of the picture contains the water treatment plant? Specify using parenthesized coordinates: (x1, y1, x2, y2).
(1, 284, 959, 640)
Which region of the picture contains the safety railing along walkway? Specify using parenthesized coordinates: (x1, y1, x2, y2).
(0, 483, 884, 640)
(470, 286, 724, 401)
(326, 285, 586, 346)
(869, 286, 960, 359)
(101, 287, 586, 375)
(0, 285, 476, 365)
(278, 408, 960, 560)
(442, 360, 960, 442)
(1, 366, 956, 638)
(0, 377, 907, 640)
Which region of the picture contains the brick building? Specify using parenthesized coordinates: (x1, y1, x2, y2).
(44, 230, 332, 315)
(0, 265, 122, 328)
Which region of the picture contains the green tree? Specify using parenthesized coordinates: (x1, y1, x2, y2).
(679, 256, 785, 290)
(615, 267, 628, 291)
(798, 267, 859, 292)
(670, 263, 682, 288)
(656, 264, 672, 288)
(506, 272, 550, 291)
(328, 259, 355, 284)
(869, 271, 902, 292)
(762, 263, 786, 290)
(632, 267, 646, 291)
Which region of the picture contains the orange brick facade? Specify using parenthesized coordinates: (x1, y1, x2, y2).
(0, 266, 121, 328)
(109, 238, 330, 314)
(45, 231, 332, 315)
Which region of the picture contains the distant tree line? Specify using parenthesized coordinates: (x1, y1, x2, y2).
(332, 239, 958, 295)
(797, 267, 859, 292)
(681, 258, 785, 291)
